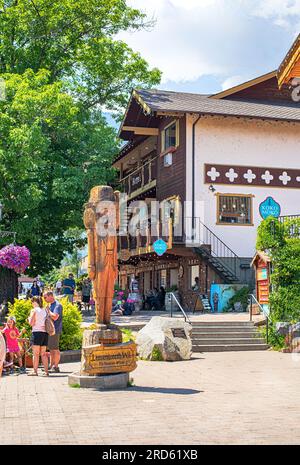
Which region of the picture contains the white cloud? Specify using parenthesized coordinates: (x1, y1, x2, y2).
(221, 75, 250, 91)
(119, 0, 300, 85)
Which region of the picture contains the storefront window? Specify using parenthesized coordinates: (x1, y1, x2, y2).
(217, 194, 253, 225)
(160, 269, 167, 288)
(190, 265, 199, 290)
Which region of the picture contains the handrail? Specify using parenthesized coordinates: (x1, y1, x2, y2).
(185, 217, 239, 258)
(119, 156, 157, 183)
(248, 293, 271, 344)
(169, 292, 191, 324)
(185, 217, 239, 279)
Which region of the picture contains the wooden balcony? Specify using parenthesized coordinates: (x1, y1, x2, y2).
(120, 157, 157, 200)
(118, 221, 173, 259)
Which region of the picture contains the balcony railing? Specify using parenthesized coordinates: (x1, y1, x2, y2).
(120, 157, 157, 197)
(118, 220, 173, 258)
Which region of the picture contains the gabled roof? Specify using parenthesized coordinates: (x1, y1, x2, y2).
(211, 71, 277, 99)
(278, 34, 300, 88)
(132, 88, 300, 123)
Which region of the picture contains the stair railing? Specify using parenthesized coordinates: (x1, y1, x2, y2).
(169, 292, 191, 324)
(248, 294, 270, 344)
(184, 217, 239, 279)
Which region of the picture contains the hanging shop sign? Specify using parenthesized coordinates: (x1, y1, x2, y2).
(153, 239, 168, 256)
(259, 196, 281, 219)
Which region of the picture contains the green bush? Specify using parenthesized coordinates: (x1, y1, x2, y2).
(269, 286, 300, 323)
(8, 297, 83, 351)
(258, 324, 286, 351)
(151, 346, 164, 361)
(225, 286, 250, 311)
(8, 299, 33, 338)
(256, 217, 285, 251)
(59, 298, 83, 351)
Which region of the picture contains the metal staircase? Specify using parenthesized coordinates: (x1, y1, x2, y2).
(185, 218, 244, 283)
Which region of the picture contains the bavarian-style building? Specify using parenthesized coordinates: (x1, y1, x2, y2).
(114, 35, 300, 310)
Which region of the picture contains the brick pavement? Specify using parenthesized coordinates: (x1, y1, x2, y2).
(1, 350, 300, 445)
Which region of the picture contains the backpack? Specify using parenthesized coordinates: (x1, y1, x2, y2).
(45, 307, 56, 336)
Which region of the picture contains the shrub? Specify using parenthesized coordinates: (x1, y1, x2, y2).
(59, 298, 83, 351)
(151, 346, 163, 361)
(121, 328, 135, 343)
(269, 286, 300, 323)
(8, 297, 83, 351)
(256, 217, 285, 252)
(225, 286, 250, 311)
(8, 299, 32, 338)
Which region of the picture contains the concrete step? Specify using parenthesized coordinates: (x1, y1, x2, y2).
(192, 321, 254, 327)
(192, 332, 262, 339)
(192, 337, 266, 345)
(192, 344, 269, 352)
(192, 326, 255, 333)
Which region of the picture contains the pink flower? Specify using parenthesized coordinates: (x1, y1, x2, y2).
(0, 245, 30, 274)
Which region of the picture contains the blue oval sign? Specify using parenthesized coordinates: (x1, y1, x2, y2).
(153, 239, 168, 256)
(259, 197, 281, 219)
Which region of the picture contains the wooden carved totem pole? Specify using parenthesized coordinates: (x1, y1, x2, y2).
(83, 186, 120, 326)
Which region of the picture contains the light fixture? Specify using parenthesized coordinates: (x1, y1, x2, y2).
(209, 184, 216, 192)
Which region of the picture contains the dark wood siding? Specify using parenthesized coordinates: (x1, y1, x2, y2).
(224, 77, 292, 102)
(156, 115, 186, 203)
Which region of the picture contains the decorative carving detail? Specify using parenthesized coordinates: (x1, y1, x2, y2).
(205, 164, 300, 188)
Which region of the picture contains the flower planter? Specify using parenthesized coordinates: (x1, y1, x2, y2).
(24, 354, 33, 368)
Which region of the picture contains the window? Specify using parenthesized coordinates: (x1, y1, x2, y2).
(163, 152, 172, 167)
(189, 265, 199, 290)
(160, 269, 167, 288)
(217, 194, 253, 225)
(161, 120, 179, 152)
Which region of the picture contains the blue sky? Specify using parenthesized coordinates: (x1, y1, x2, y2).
(119, 0, 300, 95)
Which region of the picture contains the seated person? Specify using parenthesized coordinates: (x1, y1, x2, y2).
(112, 299, 134, 316)
(192, 277, 200, 291)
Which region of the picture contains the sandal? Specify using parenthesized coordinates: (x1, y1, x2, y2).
(27, 371, 38, 376)
(42, 372, 49, 377)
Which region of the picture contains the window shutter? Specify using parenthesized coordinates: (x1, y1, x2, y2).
(161, 128, 165, 152)
(176, 119, 180, 147)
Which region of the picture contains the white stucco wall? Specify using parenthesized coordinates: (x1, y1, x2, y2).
(186, 114, 300, 257)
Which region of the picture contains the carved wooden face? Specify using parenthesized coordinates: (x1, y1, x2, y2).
(83, 207, 96, 229)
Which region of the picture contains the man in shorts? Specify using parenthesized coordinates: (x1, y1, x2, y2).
(44, 291, 63, 373)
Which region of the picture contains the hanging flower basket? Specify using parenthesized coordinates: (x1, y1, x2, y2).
(0, 245, 30, 274)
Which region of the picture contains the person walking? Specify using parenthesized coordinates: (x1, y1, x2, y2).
(81, 278, 92, 312)
(44, 291, 63, 373)
(27, 296, 49, 376)
(30, 280, 41, 297)
(55, 279, 62, 295)
(62, 273, 76, 303)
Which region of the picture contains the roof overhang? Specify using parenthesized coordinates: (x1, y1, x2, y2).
(211, 71, 277, 99)
(277, 34, 300, 88)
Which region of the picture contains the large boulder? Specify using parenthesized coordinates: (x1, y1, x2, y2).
(136, 317, 192, 361)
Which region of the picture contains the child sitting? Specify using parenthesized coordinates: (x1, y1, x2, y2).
(1, 316, 26, 374)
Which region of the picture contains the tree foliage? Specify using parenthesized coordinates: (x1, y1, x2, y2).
(0, 1, 161, 274)
(0, 0, 161, 109)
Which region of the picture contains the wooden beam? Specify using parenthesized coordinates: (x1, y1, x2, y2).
(122, 126, 159, 136)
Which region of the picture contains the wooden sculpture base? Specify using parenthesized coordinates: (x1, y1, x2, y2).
(68, 325, 136, 389)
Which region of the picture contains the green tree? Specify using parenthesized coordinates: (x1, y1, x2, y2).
(0, 70, 118, 273)
(0, 0, 161, 109)
(0, 1, 161, 274)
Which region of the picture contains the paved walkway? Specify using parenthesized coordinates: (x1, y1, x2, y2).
(82, 311, 264, 328)
(1, 350, 300, 445)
